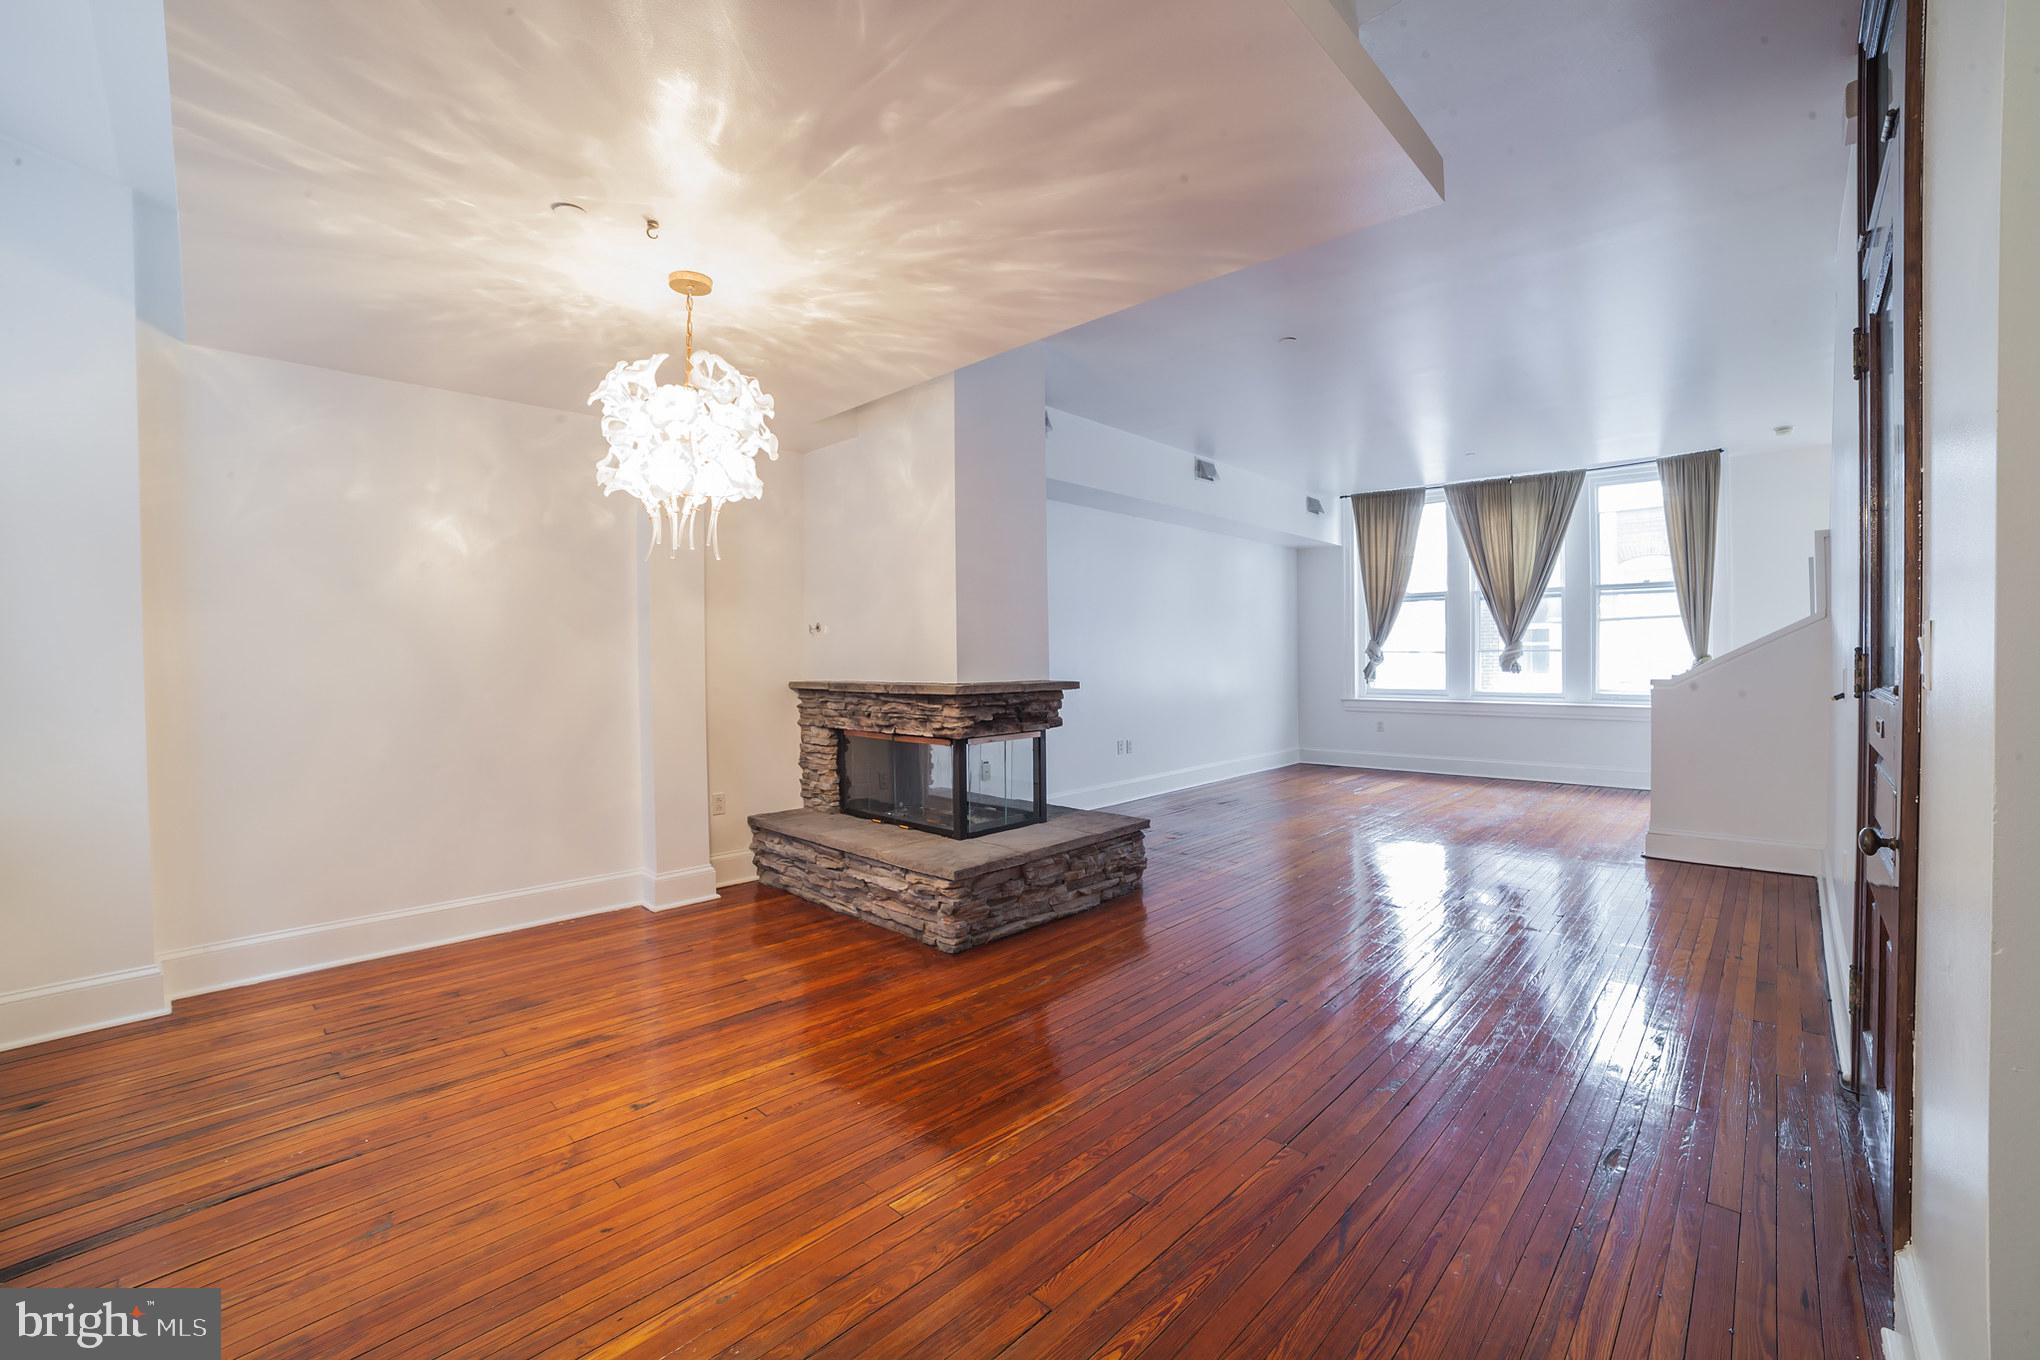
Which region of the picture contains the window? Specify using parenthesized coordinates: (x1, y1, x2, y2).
(1475, 553, 1562, 696)
(1592, 478, 1690, 695)
(1366, 495, 1448, 692)
(1352, 469, 1693, 704)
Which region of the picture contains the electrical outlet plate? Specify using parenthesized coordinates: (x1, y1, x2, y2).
(711, 793, 727, 815)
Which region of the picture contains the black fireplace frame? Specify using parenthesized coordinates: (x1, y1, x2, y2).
(836, 729, 1048, 840)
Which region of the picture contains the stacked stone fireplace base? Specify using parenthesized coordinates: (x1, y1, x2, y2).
(749, 805, 1148, 952)
(749, 680, 1149, 952)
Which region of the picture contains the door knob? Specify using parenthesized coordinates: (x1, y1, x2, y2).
(1858, 826, 1899, 856)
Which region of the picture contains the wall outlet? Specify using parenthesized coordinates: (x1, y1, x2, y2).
(711, 793, 728, 816)
(1124, 738, 1134, 755)
(1375, 720, 1385, 733)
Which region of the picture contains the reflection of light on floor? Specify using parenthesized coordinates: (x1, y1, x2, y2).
(1586, 979, 1660, 1077)
(1371, 838, 1446, 910)
(1368, 839, 1450, 1012)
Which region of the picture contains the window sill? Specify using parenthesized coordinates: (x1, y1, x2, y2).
(1339, 695, 1651, 722)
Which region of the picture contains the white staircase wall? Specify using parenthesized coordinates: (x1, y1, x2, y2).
(1644, 537, 1831, 876)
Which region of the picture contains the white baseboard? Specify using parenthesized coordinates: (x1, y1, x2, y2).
(711, 848, 757, 888)
(1641, 829, 1824, 877)
(1891, 1247, 1945, 1360)
(1816, 849, 1852, 1067)
(0, 964, 170, 1053)
(649, 863, 720, 910)
(1301, 747, 1650, 791)
(1050, 748, 1300, 810)
(157, 870, 646, 999)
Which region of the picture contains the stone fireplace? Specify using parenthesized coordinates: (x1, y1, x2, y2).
(750, 681, 1148, 951)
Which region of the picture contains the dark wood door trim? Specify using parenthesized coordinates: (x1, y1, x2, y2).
(1849, 0, 1925, 1253)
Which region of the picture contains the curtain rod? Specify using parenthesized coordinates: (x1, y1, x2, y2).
(1340, 449, 1720, 500)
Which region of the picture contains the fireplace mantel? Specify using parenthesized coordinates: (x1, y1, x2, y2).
(789, 680, 1078, 696)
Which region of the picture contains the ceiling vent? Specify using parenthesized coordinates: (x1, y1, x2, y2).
(1193, 458, 1219, 482)
(1305, 496, 1326, 515)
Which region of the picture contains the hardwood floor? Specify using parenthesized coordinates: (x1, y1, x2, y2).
(0, 766, 1891, 1358)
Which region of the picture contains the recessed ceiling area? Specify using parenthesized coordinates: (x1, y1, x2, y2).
(163, 0, 1443, 452)
(1042, 0, 1856, 494)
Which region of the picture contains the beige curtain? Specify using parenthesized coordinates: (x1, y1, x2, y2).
(1658, 449, 1721, 663)
(1445, 471, 1585, 672)
(1350, 488, 1428, 683)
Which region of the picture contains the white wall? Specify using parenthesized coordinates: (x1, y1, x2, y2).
(802, 382, 960, 682)
(1898, 1, 2001, 1354)
(1716, 444, 1829, 651)
(642, 542, 716, 910)
(1823, 146, 1865, 1052)
(0, 133, 164, 1045)
(1645, 609, 1830, 875)
(138, 337, 653, 994)
(1046, 502, 1299, 807)
(1986, 3, 2039, 1351)
(1045, 408, 1338, 549)
(802, 351, 1054, 684)
(705, 453, 806, 886)
(954, 348, 1049, 681)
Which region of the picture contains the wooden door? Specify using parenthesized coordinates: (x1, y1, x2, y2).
(1848, 0, 1923, 1249)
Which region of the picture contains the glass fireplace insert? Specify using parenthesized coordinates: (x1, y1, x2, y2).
(839, 729, 1047, 838)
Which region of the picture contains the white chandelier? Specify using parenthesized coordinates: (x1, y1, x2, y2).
(588, 270, 778, 557)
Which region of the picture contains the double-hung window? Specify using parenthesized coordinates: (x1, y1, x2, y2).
(1591, 476, 1689, 696)
(1351, 468, 1694, 704)
(1364, 493, 1449, 693)
(1474, 553, 1562, 696)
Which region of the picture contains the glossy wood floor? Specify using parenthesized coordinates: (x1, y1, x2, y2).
(1, 766, 1891, 1358)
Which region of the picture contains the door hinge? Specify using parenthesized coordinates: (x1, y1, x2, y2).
(1852, 646, 1868, 698)
(1848, 963, 1864, 1018)
(1852, 327, 1869, 381)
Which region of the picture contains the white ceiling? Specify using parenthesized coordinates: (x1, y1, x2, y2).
(1, 0, 179, 205)
(162, 0, 1442, 452)
(1042, 0, 1857, 493)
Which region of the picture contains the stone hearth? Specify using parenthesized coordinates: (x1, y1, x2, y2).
(752, 680, 1147, 950)
(750, 806, 1148, 952)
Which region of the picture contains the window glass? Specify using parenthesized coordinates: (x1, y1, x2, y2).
(1364, 496, 1447, 692)
(1596, 588, 1688, 694)
(1405, 499, 1448, 596)
(1475, 592, 1562, 695)
(1595, 479, 1674, 586)
(1594, 477, 1690, 693)
(1370, 598, 1446, 692)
